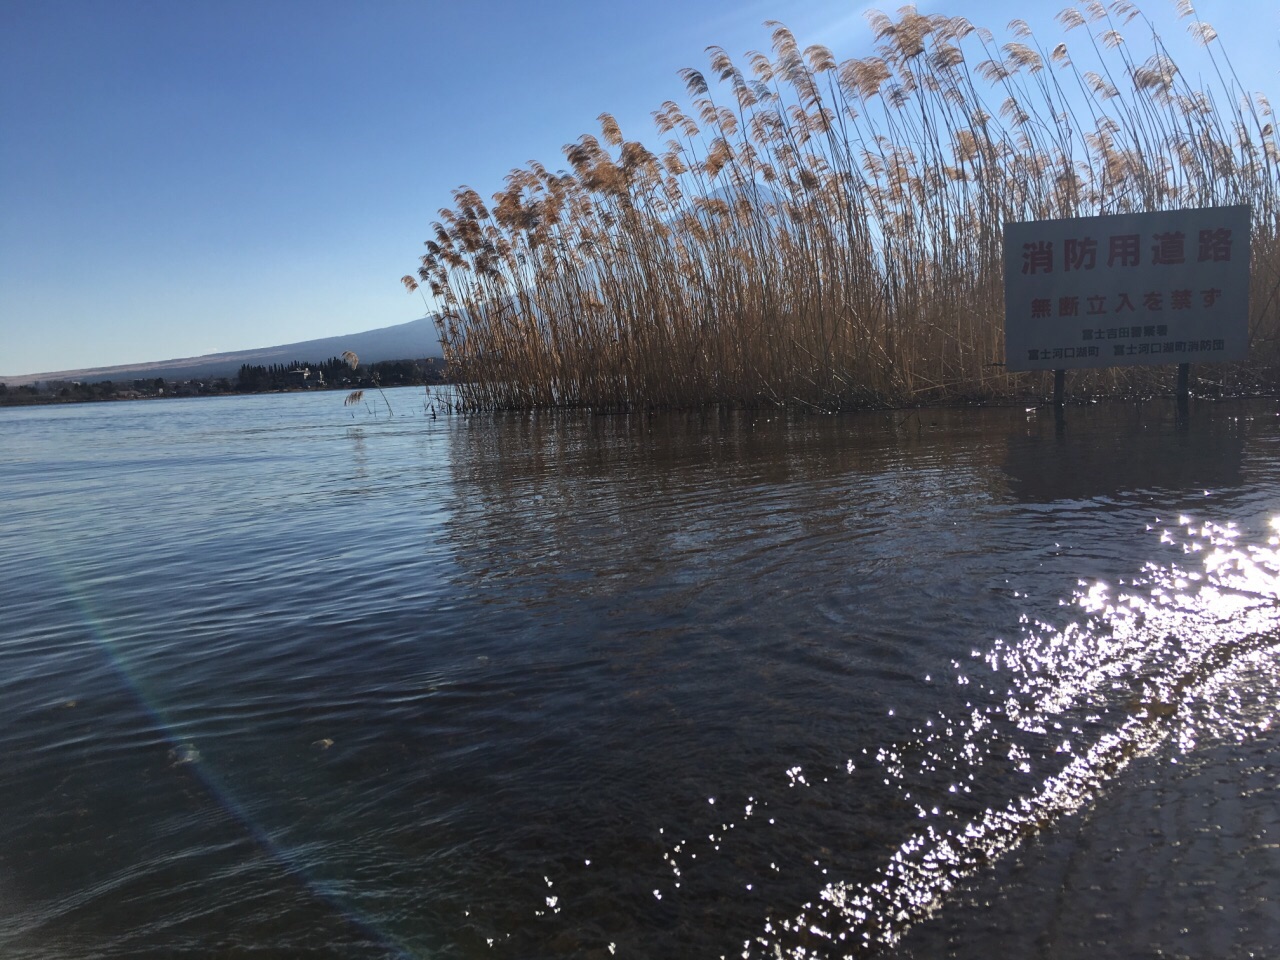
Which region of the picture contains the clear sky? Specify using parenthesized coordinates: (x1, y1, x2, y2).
(2, 0, 1274, 376)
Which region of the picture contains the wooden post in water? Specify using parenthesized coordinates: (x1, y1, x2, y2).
(1176, 362, 1190, 421)
(1053, 368, 1066, 428)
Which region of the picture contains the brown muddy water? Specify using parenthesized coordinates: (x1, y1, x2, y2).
(1, 389, 1278, 958)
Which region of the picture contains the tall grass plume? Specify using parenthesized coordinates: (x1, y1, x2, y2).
(405, 2, 1280, 411)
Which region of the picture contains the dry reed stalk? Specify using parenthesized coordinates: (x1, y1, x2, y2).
(341, 350, 394, 416)
(404, 2, 1280, 411)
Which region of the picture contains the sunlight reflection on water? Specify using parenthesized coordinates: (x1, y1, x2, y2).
(728, 515, 1280, 957)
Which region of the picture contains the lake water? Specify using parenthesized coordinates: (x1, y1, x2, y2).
(2, 388, 1279, 959)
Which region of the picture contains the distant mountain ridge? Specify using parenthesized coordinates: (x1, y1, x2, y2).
(2, 316, 443, 386)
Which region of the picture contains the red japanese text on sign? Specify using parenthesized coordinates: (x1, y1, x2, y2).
(1004, 206, 1250, 371)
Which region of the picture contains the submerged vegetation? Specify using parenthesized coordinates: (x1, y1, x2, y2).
(405, 2, 1279, 411)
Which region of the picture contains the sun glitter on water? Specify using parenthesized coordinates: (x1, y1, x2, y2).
(735, 514, 1280, 957)
(533, 513, 1280, 959)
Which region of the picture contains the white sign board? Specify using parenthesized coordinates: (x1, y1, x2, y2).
(1004, 205, 1250, 371)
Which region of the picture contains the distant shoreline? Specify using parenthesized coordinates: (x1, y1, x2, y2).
(0, 382, 412, 407)
(0, 357, 449, 407)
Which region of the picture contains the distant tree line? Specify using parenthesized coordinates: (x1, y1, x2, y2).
(0, 377, 238, 405)
(0, 357, 447, 405)
(234, 357, 446, 392)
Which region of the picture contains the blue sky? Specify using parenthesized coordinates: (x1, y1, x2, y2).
(2, 0, 1275, 376)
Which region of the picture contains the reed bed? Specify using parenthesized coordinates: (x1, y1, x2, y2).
(405, 1, 1280, 411)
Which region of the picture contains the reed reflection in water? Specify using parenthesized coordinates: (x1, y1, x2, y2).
(436, 403, 1277, 957)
